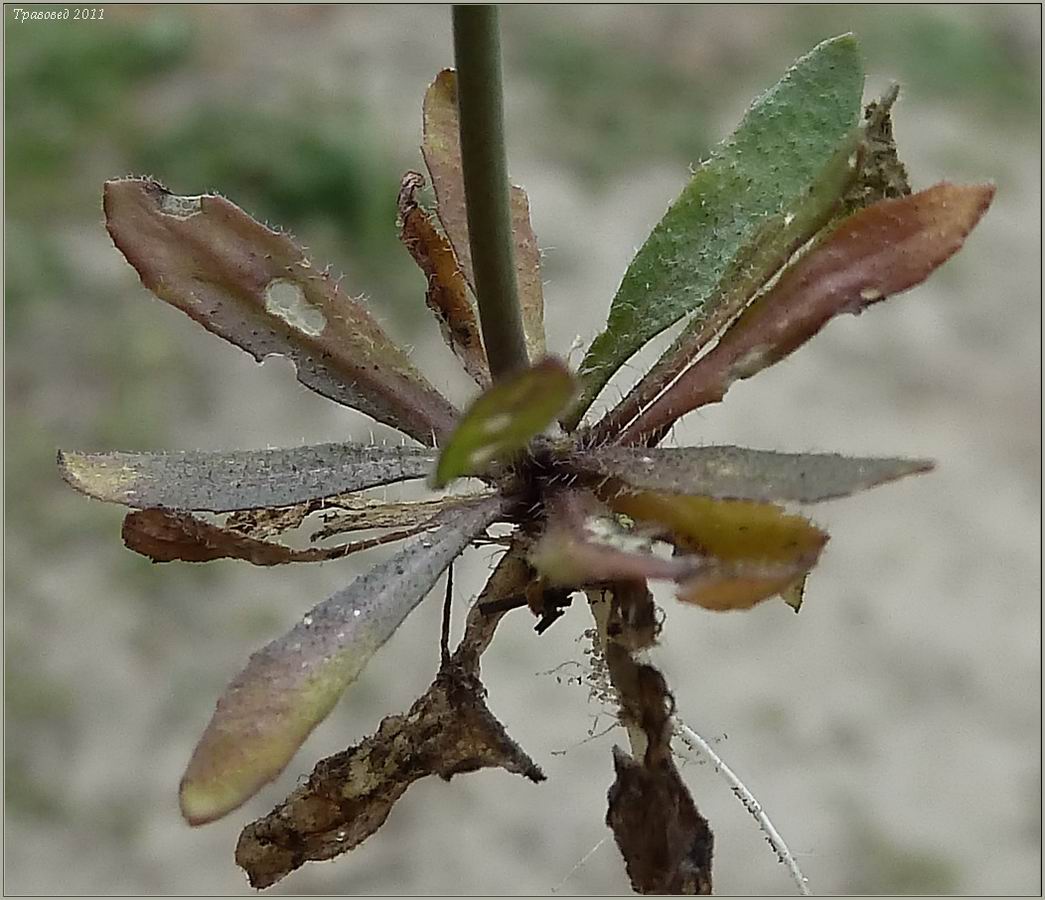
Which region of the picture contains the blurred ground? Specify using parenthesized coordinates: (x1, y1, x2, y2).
(3, 4, 1041, 895)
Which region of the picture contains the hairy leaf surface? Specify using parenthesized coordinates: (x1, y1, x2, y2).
(104, 178, 457, 445)
(570, 34, 865, 428)
(565, 445, 933, 503)
(58, 442, 436, 511)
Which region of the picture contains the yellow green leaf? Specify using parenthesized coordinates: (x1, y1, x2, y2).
(604, 489, 827, 612)
(432, 358, 577, 488)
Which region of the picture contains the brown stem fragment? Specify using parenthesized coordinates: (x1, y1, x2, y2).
(590, 585, 714, 894)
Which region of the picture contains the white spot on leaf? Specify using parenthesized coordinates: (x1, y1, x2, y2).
(481, 413, 513, 436)
(159, 194, 203, 219)
(264, 279, 326, 336)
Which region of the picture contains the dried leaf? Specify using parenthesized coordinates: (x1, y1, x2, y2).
(528, 491, 695, 588)
(103, 178, 458, 445)
(622, 182, 995, 443)
(842, 83, 911, 214)
(421, 69, 546, 361)
(431, 357, 577, 488)
(511, 186, 547, 362)
(235, 656, 543, 889)
(309, 493, 496, 542)
(122, 508, 436, 566)
(781, 574, 809, 613)
(223, 503, 315, 540)
(397, 171, 490, 387)
(178, 494, 506, 826)
(569, 34, 865, 429)
(58, 442, 436, 512)
(235, 542, 542, 889)
(604, 490, 827, 611)
(564, 445, 934, 503)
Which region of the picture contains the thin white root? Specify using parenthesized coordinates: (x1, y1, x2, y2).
(551, 835, 610, 893)
(674, 718, 812, 897)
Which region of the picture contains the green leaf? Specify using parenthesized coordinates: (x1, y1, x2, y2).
(564, 446, 934, 504)
(103, 178, 458, 446)
(432, 358, 577, 488)
(568, 34, 865, 429)
(178, 493, 505, 826)
(58, 442, 436, 511)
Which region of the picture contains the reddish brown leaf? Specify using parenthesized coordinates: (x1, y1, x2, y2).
(122, 508, 437, 566)
(104, 178, 458, 446)
(397, 171, 490, 387)
(421, 70, 546, 362)
(620, 182, 995, 444)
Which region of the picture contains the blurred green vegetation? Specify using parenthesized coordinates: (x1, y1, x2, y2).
(507, 5, 1039, 183)
(509, 26, 714, 184)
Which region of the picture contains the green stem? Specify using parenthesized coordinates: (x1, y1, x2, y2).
(452, 4, 530, 381)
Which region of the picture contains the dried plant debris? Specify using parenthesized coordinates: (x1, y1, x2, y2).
(104, 178, 457, 445)
(422, 69, 546, 362)
(843, 83, 912, 213)
(58, 442, 437, 511)
(309, 493, 496, 542)
(397, 171, 490, 386)
(122, 508, 438, 566)
(236, 543, 543, 889)
(565, 445, 933, 504)
(179, 495, 506, 826)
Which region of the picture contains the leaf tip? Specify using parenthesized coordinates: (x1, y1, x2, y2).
(179, 771, 252, 828)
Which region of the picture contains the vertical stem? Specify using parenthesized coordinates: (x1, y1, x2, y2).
(452, 4, 530, 381)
